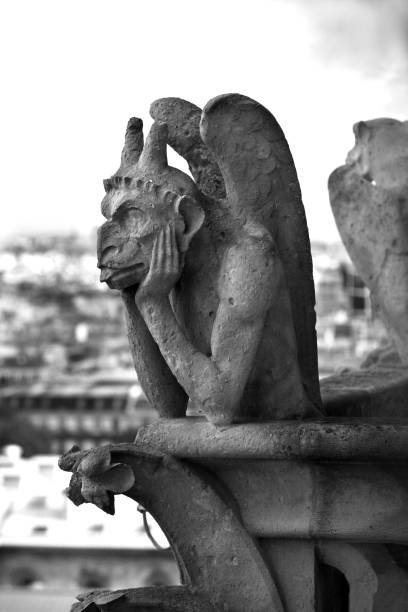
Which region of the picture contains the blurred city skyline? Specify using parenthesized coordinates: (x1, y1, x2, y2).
(1, 0, 407, 242)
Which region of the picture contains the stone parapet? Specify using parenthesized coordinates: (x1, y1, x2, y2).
(135, 418, 408, 461)
(61, 423, 408, 611)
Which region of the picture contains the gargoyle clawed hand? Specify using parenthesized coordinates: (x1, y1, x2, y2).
(98, 94, 323, 424)
(135, 223, 182, 302)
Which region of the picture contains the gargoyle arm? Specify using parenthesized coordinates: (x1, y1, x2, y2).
(136, 238, 276, 424)
(121, 289, 188, 418)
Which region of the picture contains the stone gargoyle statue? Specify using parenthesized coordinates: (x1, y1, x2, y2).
(97, 94, 323, 424)
(329, 118, 408, 365)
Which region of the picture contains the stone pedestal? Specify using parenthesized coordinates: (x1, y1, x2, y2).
(63, 419, 408, 611)
(66, 101, 408, 611)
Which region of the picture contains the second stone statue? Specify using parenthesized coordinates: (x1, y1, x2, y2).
(97, 94, 323, 424)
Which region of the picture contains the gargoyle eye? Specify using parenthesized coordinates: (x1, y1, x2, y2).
(99, 246, 120, 268)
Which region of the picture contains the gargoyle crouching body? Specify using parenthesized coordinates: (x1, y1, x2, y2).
(97, 94, 323, 424)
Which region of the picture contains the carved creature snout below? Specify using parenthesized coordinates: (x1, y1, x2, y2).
(97, 94, 323, 424)
(59, 445, 135, 515)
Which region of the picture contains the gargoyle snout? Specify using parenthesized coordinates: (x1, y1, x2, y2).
(99, 268, 113, 282)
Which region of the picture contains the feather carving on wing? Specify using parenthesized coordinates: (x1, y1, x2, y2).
(151, 94, 321, 411)
(150, 97, 225, 200)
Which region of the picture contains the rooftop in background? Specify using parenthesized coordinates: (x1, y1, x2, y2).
(0, 447, 167, 551)
(0, 370, 139, 398)
(0, 232, 95, 254)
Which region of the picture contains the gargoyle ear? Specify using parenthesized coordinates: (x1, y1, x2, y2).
(175, 195, 205, 252)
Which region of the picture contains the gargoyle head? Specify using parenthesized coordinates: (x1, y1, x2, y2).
(97, 120, 205, 290)
(346, 118, 408, 191)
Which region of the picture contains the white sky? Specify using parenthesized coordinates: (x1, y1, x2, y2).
(0, 0, 407, 242)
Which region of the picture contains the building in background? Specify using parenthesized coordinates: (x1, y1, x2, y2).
(0, 371, 153, 453)
(312, 241, 388, 377)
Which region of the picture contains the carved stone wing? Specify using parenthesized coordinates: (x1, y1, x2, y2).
(201, 94, 322, 411)
(150, 97, 225, 200)
(150, 94, 321, 410)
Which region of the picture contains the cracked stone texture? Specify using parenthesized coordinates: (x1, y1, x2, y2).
(328, 118, 408, 364)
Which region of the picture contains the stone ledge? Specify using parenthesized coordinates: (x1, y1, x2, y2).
(106, 440, 408, 542)
(134, 417, 408, 461)
(321, 366, 408, 417)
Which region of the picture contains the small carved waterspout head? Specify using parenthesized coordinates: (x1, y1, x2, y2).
(97, 119, 204, 290)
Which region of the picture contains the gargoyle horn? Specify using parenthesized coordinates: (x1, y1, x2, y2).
(138, 122, 169, 172)
(117, 117, 144, 174)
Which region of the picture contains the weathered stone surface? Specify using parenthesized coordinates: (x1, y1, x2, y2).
(63, 444, 284, 612)
(317, 542, 408, 611)
(134, 418, 408, 461)
(97, 94, 322, 424)
(62, 439, 408, 609)
(150, 97, 226, 200)
(130, 423, 408, 543)
(329, 118, 408, 364)
(59, 445, 135, 514)
(321, 366, 408, 417)
(213, 460, 408, 542)
(260, 540, 316, 612)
